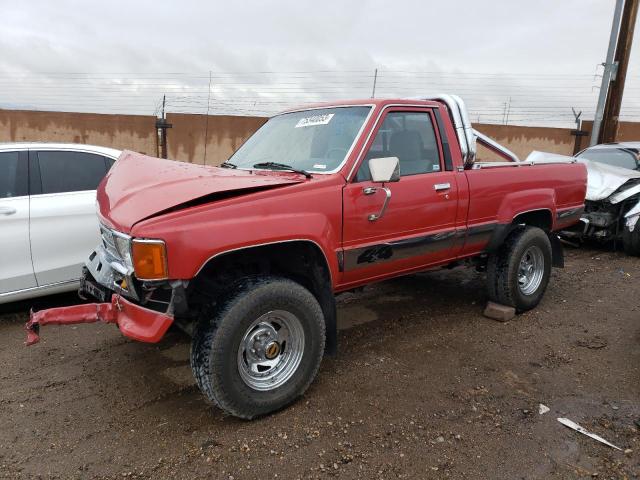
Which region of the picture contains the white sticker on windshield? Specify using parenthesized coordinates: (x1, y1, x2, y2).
(313, 164, 327, 169)
(295, 113, 334, 128)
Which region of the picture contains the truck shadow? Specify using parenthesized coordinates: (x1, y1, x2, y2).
(0, 291, 86, 316)
(5, 266, 490, 431)
(84, 266, 489, 422)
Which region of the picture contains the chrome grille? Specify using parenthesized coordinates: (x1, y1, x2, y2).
(100, 225, 121, 259)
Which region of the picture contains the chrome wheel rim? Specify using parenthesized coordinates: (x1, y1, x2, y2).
(237, 310, 305, 391)
(518, 245, 544, 295)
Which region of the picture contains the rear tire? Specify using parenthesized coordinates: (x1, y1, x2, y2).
(486, 226, 552, 312)
(622, 223, 640, 256)
(190, 276, 325, 419)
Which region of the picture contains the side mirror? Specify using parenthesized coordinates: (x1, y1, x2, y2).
(368, 157, 400, 183)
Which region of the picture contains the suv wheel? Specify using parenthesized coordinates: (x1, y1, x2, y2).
(190, 276, 325, 419)
(487, 226, 552, 311)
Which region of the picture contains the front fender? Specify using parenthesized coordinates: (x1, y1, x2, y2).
(176, 213, 339, 281)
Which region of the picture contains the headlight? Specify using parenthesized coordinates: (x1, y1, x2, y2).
(113, 234, 133, 270)
(132, 239, 168, 280)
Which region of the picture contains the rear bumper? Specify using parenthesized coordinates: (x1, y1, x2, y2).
(25, 295, 174, 346)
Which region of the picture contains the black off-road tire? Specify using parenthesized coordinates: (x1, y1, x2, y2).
(622, 224, 640, 256)
(190, 276, 325, 419)
(486, 226, 552, 312)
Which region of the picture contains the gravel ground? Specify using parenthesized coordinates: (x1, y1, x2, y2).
(1, 247, 639, 479)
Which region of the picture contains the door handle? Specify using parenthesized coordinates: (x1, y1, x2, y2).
(433, 182, 451, 191)
(0, 206, 17, 216)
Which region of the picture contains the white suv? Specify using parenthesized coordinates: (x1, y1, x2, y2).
(0, 143, 121, 304)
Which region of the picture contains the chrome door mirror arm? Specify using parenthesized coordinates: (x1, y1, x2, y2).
(366, 187, 392, 221)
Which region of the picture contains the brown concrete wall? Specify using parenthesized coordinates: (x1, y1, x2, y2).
(0, 109, 158, 155)
(473, 123, 576, 161)
(579, 120, 640, 149)
(5, 107, 640, 168)
(167, 113, 267, 165)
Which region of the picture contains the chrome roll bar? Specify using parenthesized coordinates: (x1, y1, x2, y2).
(411, 94, 519, 166)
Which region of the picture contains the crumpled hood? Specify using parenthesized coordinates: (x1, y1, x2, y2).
(578, 158, 640, 201)
(98, 150, 305, 231)
(526, 151, 640, 202)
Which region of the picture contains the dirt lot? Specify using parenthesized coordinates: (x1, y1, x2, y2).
(1, 247, 639, 479)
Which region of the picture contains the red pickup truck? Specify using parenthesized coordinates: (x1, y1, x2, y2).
(27, 95, 586, 419)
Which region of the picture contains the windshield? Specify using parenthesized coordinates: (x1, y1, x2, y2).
(228, 106, 371, 173)
(578, 148, 639, 171)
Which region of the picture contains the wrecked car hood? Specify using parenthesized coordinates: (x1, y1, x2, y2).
(578, 159, 640, 201)
(527, 151, 640, 201)
(98, 150, 305, 231)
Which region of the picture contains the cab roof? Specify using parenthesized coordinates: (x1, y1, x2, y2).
(280, 98, 443, 114)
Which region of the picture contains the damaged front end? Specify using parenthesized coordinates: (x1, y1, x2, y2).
(25, 224, 187, 345)
(561, 159, 640, 244)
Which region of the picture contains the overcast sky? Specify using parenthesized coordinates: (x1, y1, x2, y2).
(2, 0, 640, 126)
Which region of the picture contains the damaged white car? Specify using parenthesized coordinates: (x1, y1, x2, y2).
(551, 143, 640, 255)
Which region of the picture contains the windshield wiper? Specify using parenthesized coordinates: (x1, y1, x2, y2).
(220, 161, 237, 169)
(252, 162, 312, 178)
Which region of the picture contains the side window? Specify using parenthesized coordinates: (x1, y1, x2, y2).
(37, 151, 108, 194)
(356, 111, 441, 182)
(0, 151, 27, 198)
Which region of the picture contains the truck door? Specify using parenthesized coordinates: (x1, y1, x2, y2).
(341, 108, 459, 285)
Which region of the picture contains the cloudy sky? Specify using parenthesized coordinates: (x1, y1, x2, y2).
(2, 0, 640, 126)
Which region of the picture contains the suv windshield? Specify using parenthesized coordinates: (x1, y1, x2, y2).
(228, 106, 371, 173)
(578, 148, 639, 171)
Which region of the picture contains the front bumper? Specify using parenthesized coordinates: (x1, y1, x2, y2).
(25, 294, 173, 346)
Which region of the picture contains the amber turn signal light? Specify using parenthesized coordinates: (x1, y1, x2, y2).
(132, 240, 168, 280)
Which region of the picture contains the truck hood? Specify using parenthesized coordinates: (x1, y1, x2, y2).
(98, 150, 305, 231)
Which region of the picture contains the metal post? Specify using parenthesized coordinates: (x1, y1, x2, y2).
(155, 94, 172, 159)
(371, 68, 378, 99)
(590, 0, 625, 146)
(570, 107, 588, 154)
(160, 95, 167, 159)
(203, 70, 212, 164)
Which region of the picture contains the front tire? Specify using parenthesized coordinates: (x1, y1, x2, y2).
(487, 226, 552, 311)
(190, 276, 325, 419)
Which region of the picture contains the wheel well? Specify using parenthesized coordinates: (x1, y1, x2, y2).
(512, 209, 553, 231)
(188, 241, 337, 355)
(485, 209, 554, 253)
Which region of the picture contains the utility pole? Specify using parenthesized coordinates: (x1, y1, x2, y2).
(505, 97, 512, 125)
(371, 68, 378, 99)
(155, 94, 172, 159)
(590, 0, 625, 146)
(600, 0, 640, 143)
